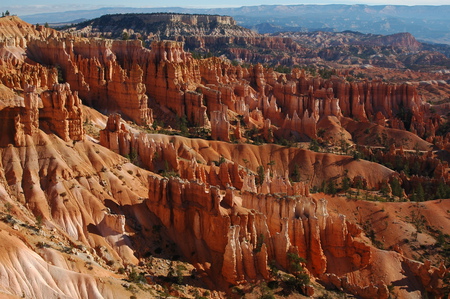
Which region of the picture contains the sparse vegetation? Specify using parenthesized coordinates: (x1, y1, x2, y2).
(282, 252, 310, 295)
(176, 115, 189, 136)
(256, 165, 265, 186)
(126, 149, 139, 166)
(36, 242, 50, 248)
(390, 177, 404, 199)
(409, 206, 426, 234)
(274, 65, 292, 74)
(4, 202, 12, 213)
(308, 139, 320, 152)
(36, 215, 43, 229)
(362, 220, 384, 249)
(213, 155, 226, 166)
(254, 233, 265, 253)
(161, 160, 180, 178)
(341, 175, 351, 195)
(128, 269, 146, 283)
(3, 11, 450, 299)
(291, 164, 301, 182)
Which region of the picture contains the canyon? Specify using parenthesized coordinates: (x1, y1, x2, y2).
(67, 13, 450, 71)
(0, 13, 450, 299)
(20, 5, 450, 45)
(67, 13, 450, 107)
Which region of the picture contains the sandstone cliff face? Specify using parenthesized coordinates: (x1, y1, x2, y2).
(96, 113, 448, 298)
(74, 13, 240, 39)
(100, 114, 179, 174)
(210, 110, 231, 142)
(8, 14, 431, 145)
(67, 13, 450, 74)
(0, 227, 108, 299)
(99, 114, 399, 191)
(0, 128, 159, 297)
(40, 83, 84, 141)
(145, 172, 446, 298)
(26, 38, 153, 126)
(0, 124, 445, 298)
(0, 16, 64, 48)
(13, 85, 40, 147)
(0, 82, 84, 147)
(68, 13, 311, 68)
(1, 16, 449, 299)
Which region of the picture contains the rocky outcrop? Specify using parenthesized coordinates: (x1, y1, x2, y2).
(146, 173, 402, 298)
(0, 16, 64, 48)
(99, 115, 179, 172)
(0, 83, 84, 146)
(73, 13, 240, 39)
(369, 32, 422, 51)
(9, 16, 430, 144)
(321, 274, 389, 299)
(68, 13, 310, 67)
(357, 145, 450, 194)
(0, 126, 157, 297)
(13, 85, 40, 146)
(26, 38, 154, 125)
(404, 259, 447, 297)
(1, 16, 448, 299)
(144, 40, 200, 119)
(40, 83, 84, 141)
(210, 109, 231, 142)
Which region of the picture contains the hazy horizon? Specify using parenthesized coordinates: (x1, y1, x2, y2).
(2, 1, 450, 17)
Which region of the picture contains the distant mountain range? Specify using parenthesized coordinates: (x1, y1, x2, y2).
(21, 5, 450, 45)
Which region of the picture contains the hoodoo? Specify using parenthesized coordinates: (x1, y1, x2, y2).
(0, 13, 449, 299)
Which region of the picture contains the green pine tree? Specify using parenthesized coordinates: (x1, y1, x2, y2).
(256, 165, 265, 186)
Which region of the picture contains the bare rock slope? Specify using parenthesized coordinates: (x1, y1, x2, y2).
(0, 15, 449, 299)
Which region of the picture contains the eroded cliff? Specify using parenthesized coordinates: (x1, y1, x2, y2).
(0, 15, 449, 299)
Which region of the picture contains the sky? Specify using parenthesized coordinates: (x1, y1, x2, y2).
(2, 0, 449, 16)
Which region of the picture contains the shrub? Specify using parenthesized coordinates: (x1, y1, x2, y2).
(256, 165, 265, 186)
(213, 155, 226, 166)
(128, 269, 146, 283)
(309, 139, 320, 152)
(291, 164, 301, 182)
(37, 242, 50, 248)
(254, 233, 265, 253)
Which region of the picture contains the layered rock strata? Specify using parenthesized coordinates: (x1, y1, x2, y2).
(0, 16, 448, 299)
(6, 15, 429, 143)
(0, 83, 84, 146)
(146, 173, 446, 298)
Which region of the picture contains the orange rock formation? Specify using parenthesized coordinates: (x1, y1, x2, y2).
(0, 15, 449, 299)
